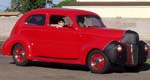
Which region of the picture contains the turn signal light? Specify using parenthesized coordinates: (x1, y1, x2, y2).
(145, 45, 149, 53)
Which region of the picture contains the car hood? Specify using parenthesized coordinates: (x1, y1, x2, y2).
(80, 27, 126, 41)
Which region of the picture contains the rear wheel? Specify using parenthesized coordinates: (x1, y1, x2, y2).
(87, 50, 110, 74)
(12, 44, 29, 66)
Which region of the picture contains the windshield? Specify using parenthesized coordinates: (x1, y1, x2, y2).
(77, 15, 105, 28)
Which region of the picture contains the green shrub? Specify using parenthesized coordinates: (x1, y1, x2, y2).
(146, 59, 150, 65)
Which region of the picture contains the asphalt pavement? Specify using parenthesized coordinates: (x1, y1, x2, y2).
(0, 53, 150, 80)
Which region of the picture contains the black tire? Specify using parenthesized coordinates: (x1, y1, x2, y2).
(87, 50, 110, 74)
(124, 65, 142, 72)
(138, 41, 148, 64)
(12, 44, 29, 66)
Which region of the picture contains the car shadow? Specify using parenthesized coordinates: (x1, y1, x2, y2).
(10, 61, 90, 72)
(9, 61, 150, 73)
(109, 64, 150, 74)
(31, 61, 90, 71)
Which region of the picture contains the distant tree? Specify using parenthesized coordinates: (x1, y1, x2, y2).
(10, 0, 53, 13)
(54, 0, 76, 7)
(10, 0, 22, 11)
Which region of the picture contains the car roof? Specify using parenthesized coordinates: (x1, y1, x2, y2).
(28, 8, 97, 15)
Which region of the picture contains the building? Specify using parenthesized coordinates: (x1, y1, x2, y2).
(63, 0, 150, 40)
(0, 12, 22, 41)
(0, 12, 21, 16)
(65, 0, 150, 18)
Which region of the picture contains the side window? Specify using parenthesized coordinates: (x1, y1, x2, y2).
(26, 14, 46, 26)
(77, 15, 105, 28)
(49, 15, 73, 28)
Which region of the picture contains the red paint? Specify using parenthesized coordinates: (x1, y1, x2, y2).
(1, 8, 125, 65)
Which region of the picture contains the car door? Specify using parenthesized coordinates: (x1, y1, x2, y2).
(42, 15, 81, 59)
(21, 14, 48, 57)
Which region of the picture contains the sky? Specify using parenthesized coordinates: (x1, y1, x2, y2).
(0, 0, 63, 11)
(0, 0, 11, 11)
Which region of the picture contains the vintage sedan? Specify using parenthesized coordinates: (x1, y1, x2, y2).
(1, 8, 149, 73)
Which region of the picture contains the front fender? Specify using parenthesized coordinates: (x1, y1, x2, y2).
(79, 41, 107, 65)
(103, 41, 127, 64)
(79, 39, 124, 65)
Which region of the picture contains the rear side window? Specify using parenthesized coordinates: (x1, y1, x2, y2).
(26, 14, 46, 26)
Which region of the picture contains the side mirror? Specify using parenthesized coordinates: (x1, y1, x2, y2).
(104, 25, 106, 27)
(67, 24, 73, 28)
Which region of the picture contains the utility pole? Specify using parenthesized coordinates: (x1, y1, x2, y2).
(45, 0, 48, 8)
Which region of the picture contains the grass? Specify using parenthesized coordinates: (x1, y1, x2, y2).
(0, 41, 3, 46)
(146, 41, 150, 64)
(146, 59, 150, 65)
(0, 41, 3, 50)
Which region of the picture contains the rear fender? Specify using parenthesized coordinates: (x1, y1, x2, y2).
(1, 36, 33, 60)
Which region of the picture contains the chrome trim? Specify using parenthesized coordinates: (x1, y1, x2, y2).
(130, 44, 134, 64)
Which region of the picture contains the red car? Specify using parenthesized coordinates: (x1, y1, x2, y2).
(1, 8, 149, 73)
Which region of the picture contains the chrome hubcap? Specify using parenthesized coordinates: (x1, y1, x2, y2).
(14, 48, 25, 63)
(90, 53, 105, 70)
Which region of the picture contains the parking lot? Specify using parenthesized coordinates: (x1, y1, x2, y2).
(0, 53, 150, 80)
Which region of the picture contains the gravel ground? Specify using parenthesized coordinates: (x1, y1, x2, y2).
(0, 54, 150, 80)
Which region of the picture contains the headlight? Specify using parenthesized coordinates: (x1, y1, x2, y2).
(117, 45, 123, 53)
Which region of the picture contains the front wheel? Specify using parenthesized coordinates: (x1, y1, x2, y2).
(12, 44, 30, 66)
(87, 50, 111, 74)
